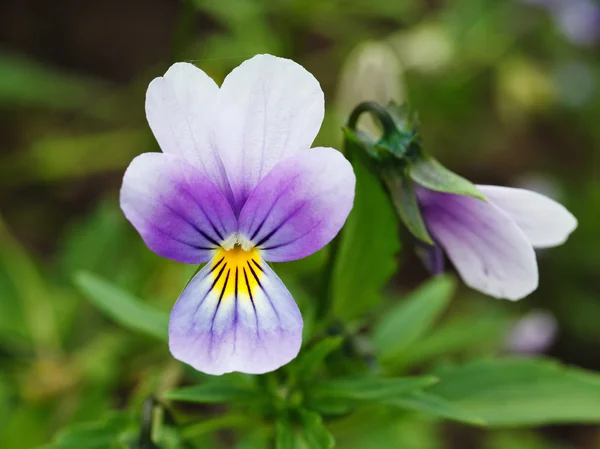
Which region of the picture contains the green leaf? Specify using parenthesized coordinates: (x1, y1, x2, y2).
(0, 51, 114, 117)
(328, 406, 441, 449)
(235, 429, 270, 449)
(331, 160, 400, 320)
(308, 397, 353, 416)
(298, 410, 334, 449)
(381, 167, 434, 244)
(275, 418, 297, 449)
(430, 358, 600, 427)
(386, 312, 510, 371)
(73, 271, 169, 342)
(294, 336, 344, 380)
(372, 275, 456, 361)
(52, 413, 131, 449)
(310, 375, 437, 402)
(387, 391, 486, 426)
(409, 154, 485, 200)
(165, 381, 260, 404)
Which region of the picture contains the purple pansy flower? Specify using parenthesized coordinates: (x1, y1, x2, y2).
(522, 0, 600, 46)
(120, 55, 356, 375)
(416, 185, 577, 301)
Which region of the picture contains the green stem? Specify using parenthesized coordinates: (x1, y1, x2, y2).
(347, 101, 397, 137)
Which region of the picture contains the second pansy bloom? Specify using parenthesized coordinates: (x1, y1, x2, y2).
(121, 55, 356, 375)
(345, 101, 577, 301)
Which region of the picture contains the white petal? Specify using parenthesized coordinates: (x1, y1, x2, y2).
(145, 63, 231, 196)
(417, 189, 539, 301)
(477, 185, 578, 248)
(214, 54, 325, 212)
(169, 249, 302, 375)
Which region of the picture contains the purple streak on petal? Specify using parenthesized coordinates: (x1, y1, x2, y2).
(415, 186, 538, 301)
(169, 254, 303, 375)
(120, 153, 237, 264)
(238, 147, 356, 263)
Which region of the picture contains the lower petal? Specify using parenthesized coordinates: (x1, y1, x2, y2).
(169, 250, 303, 375)
(417, 188, 538, 301)
(476, 185, 577, 248)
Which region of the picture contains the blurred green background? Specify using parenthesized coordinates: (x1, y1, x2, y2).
(1, 0, 599, 448)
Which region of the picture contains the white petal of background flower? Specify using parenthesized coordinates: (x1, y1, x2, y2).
(145, 63, 231, 197)
(214, 54, 325, 212)
(477, 185, 578, 248)
(420, 191, 539, 301)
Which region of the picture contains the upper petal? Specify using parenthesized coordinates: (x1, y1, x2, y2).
(169, 249, 303, 375)
(476, 185, 577, 248)
(120, 153, 237, 264)
(214, 54, 325, 212)
(417, 188, 538, 301)
(145, 63, 231, 199)
(238, 147, 355, 262)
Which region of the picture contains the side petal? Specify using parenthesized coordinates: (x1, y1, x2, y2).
(416, 188, 538, 301)
(146, 62, 231, 198)
(477, 185, 578, 248)
(169, 250, 303, 375)
(238, 147, 355, 262)
(120, 153, 237, 264)
(215, 54, 325, 212)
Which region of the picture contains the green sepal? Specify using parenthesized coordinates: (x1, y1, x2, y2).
(380, 167, 434, 245)
(408, 152, 485, 200)
(342, 126, 379, 160)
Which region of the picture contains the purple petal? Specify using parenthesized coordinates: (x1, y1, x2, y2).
(238, 147, 355, 262)
(416, 188, 538, 300)
(169, 249, 302, 375)
(477, 185, 577, 248)
(145, 63, 232, 200)
(214, 54, 325, 212)
(553, 0, 600, 46)
(120, 153, 237, 264)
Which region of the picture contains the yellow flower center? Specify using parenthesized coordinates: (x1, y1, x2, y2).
(210, 246, 263, 300)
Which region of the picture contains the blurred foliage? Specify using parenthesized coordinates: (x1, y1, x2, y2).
(1, 0, 600, 448)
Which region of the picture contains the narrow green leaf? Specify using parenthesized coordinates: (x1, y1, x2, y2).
(275, 418, 297, 449)
(386, 312, 510, 371)
(331, 160, 400, 320)
(298, 410, 334, 449)
(165, 382, 260, 404)
(73, 271, 169, 342)
(388, 391, 486, 426)
(308, 397, 353, 416)
(372, 275, 456, 360)
(235, 429, 270, 449)
(53, 413, 131, 449)
(295, 336, 343, 380)
(430, 358, 600, 427)
(311, 375, 437, 402)
(409, 154, 485, 200)
(0, 51, 113, 116)
(381, 168, 434, 244)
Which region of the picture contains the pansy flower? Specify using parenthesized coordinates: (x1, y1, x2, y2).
(415, 185, 577, 300)
(120, 55, 356, 375)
